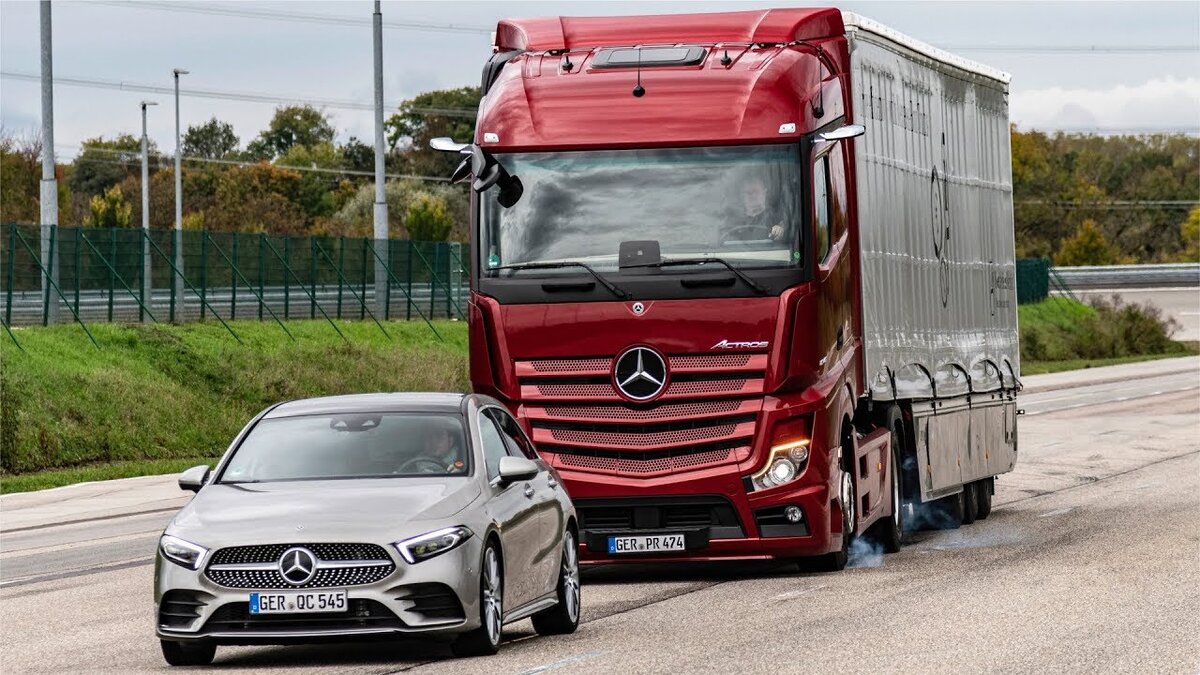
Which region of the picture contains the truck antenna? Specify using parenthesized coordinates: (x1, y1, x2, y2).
(632, 46, 646, 97)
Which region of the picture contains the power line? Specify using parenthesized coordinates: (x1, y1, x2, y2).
(0, 71, 478, 118)
(64, 144, 451, 182)
(90, 1, 493, 35)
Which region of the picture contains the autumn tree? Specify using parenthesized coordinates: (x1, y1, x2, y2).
(1181, 207, 1200, 262)
(69, 134, 153, 199)
(404, 192, 454, 241)
(86, 184, 133, 228)
(1056, 219, 1123, 266)
(386, 87, 480, 177)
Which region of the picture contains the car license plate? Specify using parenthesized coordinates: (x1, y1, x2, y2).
(249, 590, 347, 614)
(607, 533, 686, 554)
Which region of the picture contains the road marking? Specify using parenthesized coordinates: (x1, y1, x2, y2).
(1024, 386, 1199, 415)
(518, 652, 605, 674)
(0, 558, 151, 589)
(772, 585, 828, 602)
(1037, 507, 1075, 518)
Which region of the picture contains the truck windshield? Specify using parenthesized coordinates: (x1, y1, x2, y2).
(481, 144, 802, 275)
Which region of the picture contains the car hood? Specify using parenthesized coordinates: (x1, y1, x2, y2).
(166, 477, 482, 545)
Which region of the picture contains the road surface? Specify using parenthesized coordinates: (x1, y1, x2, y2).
(2, 357, 1197, 674)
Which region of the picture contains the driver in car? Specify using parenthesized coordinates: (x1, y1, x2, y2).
(724, 174, 787, 242)
(426, 425, 467, 475)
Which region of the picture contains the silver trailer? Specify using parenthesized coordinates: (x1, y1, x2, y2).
(845, 13, 1020, 502)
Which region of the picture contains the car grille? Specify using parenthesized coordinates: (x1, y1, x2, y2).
(576, 496, 744, 539)
(205, 543, 395, 590)
(203, 599, 403, 633)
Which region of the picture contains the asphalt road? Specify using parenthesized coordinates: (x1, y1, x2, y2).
(1, 360, 1197, 674)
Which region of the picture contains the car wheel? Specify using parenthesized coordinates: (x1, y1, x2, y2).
(532, 529, 581, 635)
(160, 640, 216, 667)
(867, 408, 904, 553)
(975, 477, 994, 519)
(452, 542, 503, 657)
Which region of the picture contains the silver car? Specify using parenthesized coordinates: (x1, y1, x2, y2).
(154, 393, 580, 666)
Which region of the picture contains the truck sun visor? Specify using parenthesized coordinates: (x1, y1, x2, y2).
(592, 46, 707, 68)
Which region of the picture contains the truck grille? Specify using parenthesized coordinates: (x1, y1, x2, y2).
(519, 351, 766, 477)
(576, 496, 744, 538)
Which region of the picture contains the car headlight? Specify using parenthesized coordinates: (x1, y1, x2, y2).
(159, 534, 209, 570)
(394, 526, 473, 564)
(750, 417, 811, 491)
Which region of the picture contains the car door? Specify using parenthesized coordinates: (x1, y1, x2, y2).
(490, 408, 563, 599)
(477, 407, 542, 611)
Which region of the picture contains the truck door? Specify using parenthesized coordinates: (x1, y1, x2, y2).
(811, 140, 853, 380)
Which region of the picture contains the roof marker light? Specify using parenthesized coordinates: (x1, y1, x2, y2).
(778, 122, 797, 134)
(483, 132, 499, 143)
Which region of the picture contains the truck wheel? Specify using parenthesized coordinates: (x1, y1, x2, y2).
(867, 407, 904, 553)
(816, 445, 855, 571)
(961, 482, 978, 525)
(975, 478, 994, 519)
(930, 491, 964, 530)
(160, 640, 216, 667)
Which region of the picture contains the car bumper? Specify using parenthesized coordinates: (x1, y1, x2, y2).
(565, 465, 839, 563)
(154, 538, 483, 644)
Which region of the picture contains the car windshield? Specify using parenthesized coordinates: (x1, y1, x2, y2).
(481, 144, 802, 274)
(219, 413, 470, 483)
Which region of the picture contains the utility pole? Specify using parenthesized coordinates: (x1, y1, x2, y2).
(172, 67, 188, 319)
(372, 0, 389, 317)
(39, 0, 59, 324)
(141, 100, 158, 321)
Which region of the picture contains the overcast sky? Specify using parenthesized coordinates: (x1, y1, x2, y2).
(2, 0, 1198, 159)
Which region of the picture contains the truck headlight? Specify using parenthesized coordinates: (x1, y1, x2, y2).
(750, 417, 811, 491)
(394, 526, 473, 564)
(159, 534, 209, 570)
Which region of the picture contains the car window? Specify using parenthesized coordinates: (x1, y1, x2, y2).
(479, 412, 510, 481)
(488, 408, 538, 460)
(219, 412, 470, 483)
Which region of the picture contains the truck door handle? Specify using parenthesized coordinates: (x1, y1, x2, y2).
(524, 485, 535, 498)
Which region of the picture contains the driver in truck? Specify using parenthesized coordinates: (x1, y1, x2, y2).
(725, 173, 786, 243)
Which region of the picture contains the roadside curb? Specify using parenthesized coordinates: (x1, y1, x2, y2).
(1020, 356, 1200, 395)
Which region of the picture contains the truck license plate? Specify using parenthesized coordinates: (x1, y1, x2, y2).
(249, 590, 347, 614)
(607, 534, 686, 554)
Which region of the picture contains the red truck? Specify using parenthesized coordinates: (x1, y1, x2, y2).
(434, 7, 1020, 570)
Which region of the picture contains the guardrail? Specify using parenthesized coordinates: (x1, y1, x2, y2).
(1051, 264, 1200, 289)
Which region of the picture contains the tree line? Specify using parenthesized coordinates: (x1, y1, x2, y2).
(2, 86, 1197, 262)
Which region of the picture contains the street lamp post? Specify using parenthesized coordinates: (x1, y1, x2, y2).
(172, 67, 188, 321)
(372, 0, 388, 317)
(140, 100, 158, 322)
(39, 0, 59, 324)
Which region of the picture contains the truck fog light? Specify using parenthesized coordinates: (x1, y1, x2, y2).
(768, 458, 795, 484)
(784, 505, 803, 523)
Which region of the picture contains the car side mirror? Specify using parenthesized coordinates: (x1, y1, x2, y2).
(816, 123, 866, 142)
(179, 465, 211, 493)
(497, 456, 538, 485)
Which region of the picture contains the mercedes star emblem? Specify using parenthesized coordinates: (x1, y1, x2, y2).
(613, 346, 668, 401)
(278, 547, 317, 586)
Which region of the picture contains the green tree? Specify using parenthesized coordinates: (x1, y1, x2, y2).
(245, 105, 335, 160)
(205, 163, 305, 233)
(404, 192, 453, 241)
(182, 117, 239, 159)
(69, 134, 152, 198)
(1055, 219, 1122, 266)
(86, 184, 133, 228)
(340, 136, 375, 174)
(385, 86, 480, 177)
(0, 131, 45, 223)
(278, 142, 344, 221)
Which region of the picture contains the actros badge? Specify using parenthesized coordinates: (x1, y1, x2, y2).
(711, 339, 769, 349)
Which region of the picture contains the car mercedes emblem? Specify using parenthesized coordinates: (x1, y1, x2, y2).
(278, 547, 317, 586)
(613, 346, 668, 401)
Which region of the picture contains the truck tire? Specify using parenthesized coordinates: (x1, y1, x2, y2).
(802, 444, 854, 572)
(975, 477, 994, 519)
(866, 406, 904, 553)
(929, 491, 963, 530)
(961, 482, 978, 525)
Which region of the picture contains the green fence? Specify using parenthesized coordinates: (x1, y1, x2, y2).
(0, 224, 469, 343)
(1016, 258, 1050, 304)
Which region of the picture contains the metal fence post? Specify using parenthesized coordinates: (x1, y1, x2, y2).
(337, 236, 345, 320)
(169, 230, 177, 322)
(73, 228, 81, 316)
(5, 224, 14, 327)
(384, 239, 392, 320)
(283, 236, 291, 319)
(405, 241, 413, 321)
(360, 239, 368, 320)
(107, 228, 115, 322)
(42, 225, 56, 326)
(310, 237, 317, 320)
(230, 231, 238, 320)
(258, 233, 265, 321)
(138, 229, 146, 322)
(200, 231, 208, 320)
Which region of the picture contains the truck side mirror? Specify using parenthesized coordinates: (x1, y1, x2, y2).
(430, 137, 523, 207)
(816, 124, 866, 142)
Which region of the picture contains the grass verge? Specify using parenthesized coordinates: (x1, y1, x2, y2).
(1, 320, 468, 487)
(0, 457, 221, 494)
(1021, 352, 1196, 375)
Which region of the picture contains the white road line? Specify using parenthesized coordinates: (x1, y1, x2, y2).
(1024, 386, 1200, 416)
(772, 585, 828, 602)
(518, 652, 606, 675)
(1038, 507, 1076, 518)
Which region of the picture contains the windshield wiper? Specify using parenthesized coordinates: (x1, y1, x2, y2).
(625, 257, 769, 295)
(492, 261, 630, 299)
